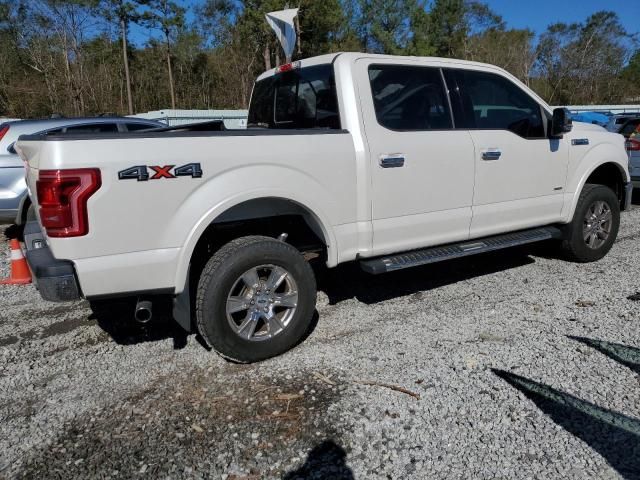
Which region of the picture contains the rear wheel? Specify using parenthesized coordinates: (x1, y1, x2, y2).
(196, 236, 317, 363)
(561, 184, 620, 262)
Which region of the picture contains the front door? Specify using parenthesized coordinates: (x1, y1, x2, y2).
(444, 69, 568, 238)
(357, 59, 476, 256)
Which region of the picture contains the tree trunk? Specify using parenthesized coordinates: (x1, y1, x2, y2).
(263, 44, 271, 70)
(121, 18, 134, 115)
(166, 46, 176, 109)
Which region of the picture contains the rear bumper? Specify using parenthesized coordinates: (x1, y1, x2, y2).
(25, 244, 81, 302)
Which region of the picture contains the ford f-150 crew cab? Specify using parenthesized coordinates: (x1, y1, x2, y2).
(16, 53, 633, 362)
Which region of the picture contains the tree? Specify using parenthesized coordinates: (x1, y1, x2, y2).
(145, 0, 185, 109)
(537, 11, 633, 104)
(98, 0, 146, 114)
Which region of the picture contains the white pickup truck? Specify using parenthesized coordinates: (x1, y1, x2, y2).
(17, 53, 633, 362)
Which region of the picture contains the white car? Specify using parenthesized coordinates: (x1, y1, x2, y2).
(17, 53, 633, 362)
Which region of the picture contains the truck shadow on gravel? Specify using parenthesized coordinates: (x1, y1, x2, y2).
(88, 298, 190, 350)
(317, 247, 536, 306)
(494, 365, 640, 479)
(13, 366, 350, 479)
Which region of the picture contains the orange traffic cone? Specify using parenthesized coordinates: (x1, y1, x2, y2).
(1, 239, 32, 285)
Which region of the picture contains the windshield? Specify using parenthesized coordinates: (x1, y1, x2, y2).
(248, 64, 340, 129)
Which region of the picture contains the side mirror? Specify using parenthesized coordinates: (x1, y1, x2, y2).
(551, 107, 573, 138)
(7, 142, 16, 154)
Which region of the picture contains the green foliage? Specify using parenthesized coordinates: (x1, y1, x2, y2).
(0, 1, 637, 118)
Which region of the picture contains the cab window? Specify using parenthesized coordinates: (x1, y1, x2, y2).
(445, 69, 545, 139)
(368, 65, 452, 131)
(248, 64, 340, 129)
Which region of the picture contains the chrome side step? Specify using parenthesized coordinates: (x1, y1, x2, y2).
(360, 226, 563, 275)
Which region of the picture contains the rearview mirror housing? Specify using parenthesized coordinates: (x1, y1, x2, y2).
(551, 107, 573, 138)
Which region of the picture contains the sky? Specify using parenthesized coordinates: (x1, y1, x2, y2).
(484, 0, 639, 36)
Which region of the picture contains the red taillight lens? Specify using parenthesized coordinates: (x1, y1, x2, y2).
(276, 61, 301, 73)
(626, 139, 640, 151)
(0, 125, 9, 142)
(36, 169, 101, 237)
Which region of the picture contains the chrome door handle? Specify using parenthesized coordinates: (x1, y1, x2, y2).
(481, 150, 502, 161)
(380, 155, 405, 168)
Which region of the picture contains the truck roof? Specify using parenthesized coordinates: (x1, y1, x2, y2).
(256, 52, 516, 82)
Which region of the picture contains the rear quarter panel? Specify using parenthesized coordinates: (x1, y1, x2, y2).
(18, 132, 358, 296)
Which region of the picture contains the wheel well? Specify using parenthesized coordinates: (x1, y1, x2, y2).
(187, 198, 328, 297)
(585, 163, 625, 208)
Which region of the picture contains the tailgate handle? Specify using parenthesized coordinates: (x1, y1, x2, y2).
(380, 155, 405, 168)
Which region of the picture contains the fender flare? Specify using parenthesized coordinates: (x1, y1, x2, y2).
(173, 191, 338, 293)
(562, 158, 629, 223)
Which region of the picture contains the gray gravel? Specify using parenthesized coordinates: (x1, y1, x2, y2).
(1, 202, 639, 479)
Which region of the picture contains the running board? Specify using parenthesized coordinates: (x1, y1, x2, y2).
(360, 226, 563, 274)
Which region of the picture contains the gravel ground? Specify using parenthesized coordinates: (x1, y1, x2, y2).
(1, 201, 639, 479)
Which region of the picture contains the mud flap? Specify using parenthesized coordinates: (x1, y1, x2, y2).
(172, 266, 191, 332)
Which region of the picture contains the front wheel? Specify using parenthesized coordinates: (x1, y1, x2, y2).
(561, 184, 620, 262)
(196, 236, 317, 363)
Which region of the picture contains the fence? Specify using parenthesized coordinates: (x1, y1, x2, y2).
(129, 109, 248, 129)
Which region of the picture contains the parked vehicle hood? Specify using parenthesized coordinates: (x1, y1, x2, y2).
(571, 121, 607, 133)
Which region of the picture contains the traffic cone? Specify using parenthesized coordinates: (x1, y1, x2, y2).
(1, 239, 32, 285)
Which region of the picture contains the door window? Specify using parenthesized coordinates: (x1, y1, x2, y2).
(368, 65, 452, 131)
(445, 69, 545, 138)
(64, 123, 119, 133)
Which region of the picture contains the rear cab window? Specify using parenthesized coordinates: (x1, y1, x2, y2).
(248, 64, 341, 129)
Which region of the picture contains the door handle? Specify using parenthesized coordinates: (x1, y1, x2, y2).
(481, 150, 502, 161)
(380, 155, 405, 168)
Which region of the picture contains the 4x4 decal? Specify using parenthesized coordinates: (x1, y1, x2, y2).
(118, 163, 202, 181)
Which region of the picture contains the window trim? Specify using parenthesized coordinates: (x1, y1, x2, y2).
(442, 67, 548, 140)
(367, 64, 455, 133)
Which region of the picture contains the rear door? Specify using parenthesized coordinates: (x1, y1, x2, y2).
(444, 68, 568, 238)
(356, 59, 476, 255)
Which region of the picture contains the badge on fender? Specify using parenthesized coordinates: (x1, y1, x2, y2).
(118, 163, 203, 181)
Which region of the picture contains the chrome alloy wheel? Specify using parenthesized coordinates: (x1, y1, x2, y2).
(225, 264, 299, 341)
(583, 200, 613, 250)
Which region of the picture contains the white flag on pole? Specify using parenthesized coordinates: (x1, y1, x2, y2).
(265, 8, 299, 63)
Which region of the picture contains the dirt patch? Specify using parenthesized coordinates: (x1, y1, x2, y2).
(14, 365, 347, 478)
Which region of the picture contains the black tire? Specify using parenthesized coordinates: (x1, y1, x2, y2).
(196, 235, 317, 363)
(561, 184, 620, 262)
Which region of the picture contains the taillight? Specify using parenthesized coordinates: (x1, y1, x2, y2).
(0, 125, 8, 142)
(36, 169, 101, 237)
(626, 139, 640, 151)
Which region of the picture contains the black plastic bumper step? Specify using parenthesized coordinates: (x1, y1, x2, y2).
(360, 226, 562, 274)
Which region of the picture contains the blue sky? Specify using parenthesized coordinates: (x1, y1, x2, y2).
(485, 0, 639, 36)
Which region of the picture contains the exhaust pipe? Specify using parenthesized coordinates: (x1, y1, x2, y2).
(135, 299, 153, 324)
